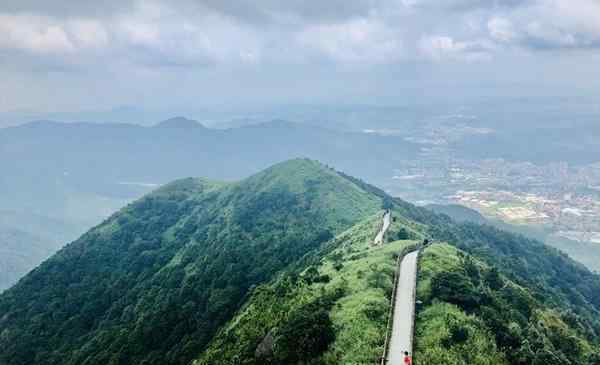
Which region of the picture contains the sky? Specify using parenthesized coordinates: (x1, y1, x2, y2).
(1, 0, 600, 113)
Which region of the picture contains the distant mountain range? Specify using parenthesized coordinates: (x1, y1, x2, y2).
(3, 115, 600, 292)
(1, 159, 598, 365)
(0, 118, 420, 291)
(425, 204, 487, 224)
(0, 117, 418, 191)
(0, 210, 85, 291)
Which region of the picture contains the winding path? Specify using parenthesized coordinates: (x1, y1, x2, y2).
(374, 210, 391, 245)
(386, 250, 419, 364)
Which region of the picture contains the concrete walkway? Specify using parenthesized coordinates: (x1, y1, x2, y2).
(386, 250, 419, 364)
(374, 210, 391, 245)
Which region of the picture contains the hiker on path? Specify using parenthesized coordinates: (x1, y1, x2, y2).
(403, 351, 412, 365)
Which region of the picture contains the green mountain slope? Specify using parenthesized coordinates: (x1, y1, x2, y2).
(415, 244, 600, 365)
(0, 159, 381, 365)
(0, 118, 420, 296)
(425, 204, 487, 224)
(0, 159, 599, 365)
(195, 213, 422, 365)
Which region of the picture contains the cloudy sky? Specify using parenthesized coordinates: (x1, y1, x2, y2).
(1, 0, 599, 113)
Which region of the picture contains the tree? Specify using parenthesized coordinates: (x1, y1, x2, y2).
(431, 270, 480, 311)
(273, 302, 335, 364)
(587, 351, 600, 365)
(484, 268, 504, 291)
(396, 228, 410, 240)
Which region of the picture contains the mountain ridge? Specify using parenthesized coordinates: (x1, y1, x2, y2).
(1, 159, 599, 365)
(0, 158, 383, 365)
(0, 119, 421, 293)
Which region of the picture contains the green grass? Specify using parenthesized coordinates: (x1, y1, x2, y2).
(414, 244, 508, 365)
(385, 212, 428, 242)
(239, 158, 383, 232)
(415, 303, 508, 365)
(416, 243, 463, 301)
(196, 213, 419, 365)
(0, 158, 386, 365)
(320, 226, 417, 363)
(414, 243, 600, 365)
(4, 159, 600, 365)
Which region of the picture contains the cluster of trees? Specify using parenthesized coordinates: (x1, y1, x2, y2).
(430, 253, 600, 365)
(2, 160, 600, 365)
(0, 163, 371, 365)
(431, 223, 600, 336)
(254, 292, 341, 365)
(196, 215, 398, 365)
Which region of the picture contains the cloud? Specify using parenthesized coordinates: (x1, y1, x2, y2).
(189, 0, 384, 26)
(67, 20, 110, 49)
(0, 1, 265, 69)
(0, 0, 135, 17)
(112, 1, 263, 67)
(419, 35, 494, 61)
(0, 14, 109, 59)
(296, 17, 403, 65)
(487, 17, 517, 43)
(2, 0, 599, 72)
(0, 14, 75, 54)
(0, 0, 599, 113)
(486, 0, 600, 50)
(402, 0, 531, 12)
(0, 0, 599, 100)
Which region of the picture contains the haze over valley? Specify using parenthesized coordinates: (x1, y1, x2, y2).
(3, 98, 600, 289)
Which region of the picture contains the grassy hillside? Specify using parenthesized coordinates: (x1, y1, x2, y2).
(0, 159, 381, 365)
(0, 118, 420, 297)
(430, 223, 600, 335)
(1, 158, 600, 365)
(196, 213, 419, 365)
(415, 244, 600, 365)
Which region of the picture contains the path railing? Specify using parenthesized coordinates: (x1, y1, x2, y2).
(408, 248, 423, 361)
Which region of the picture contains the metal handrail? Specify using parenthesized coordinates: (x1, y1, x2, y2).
(409, 248, 423, 362)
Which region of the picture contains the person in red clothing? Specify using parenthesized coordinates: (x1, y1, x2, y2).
(404, 351, 412, 365)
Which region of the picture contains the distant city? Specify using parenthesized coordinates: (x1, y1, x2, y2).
(358, 115, 600, 248)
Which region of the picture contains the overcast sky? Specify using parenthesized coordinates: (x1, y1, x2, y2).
(1, 0, 599, 113)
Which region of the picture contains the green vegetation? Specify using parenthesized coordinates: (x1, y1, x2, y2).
(416, 303, 508, 365)
(430, 223, 600, 336)
(425, 204, 487, 224)
(415, 244, 600, 365)
(1, 158, 600, 365)
(0, 159, 381, 365)
(196, 215, 418, 365)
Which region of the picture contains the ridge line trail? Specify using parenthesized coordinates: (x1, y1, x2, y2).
(386, 250, 419, 364)
(374, 210, 391, 245)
